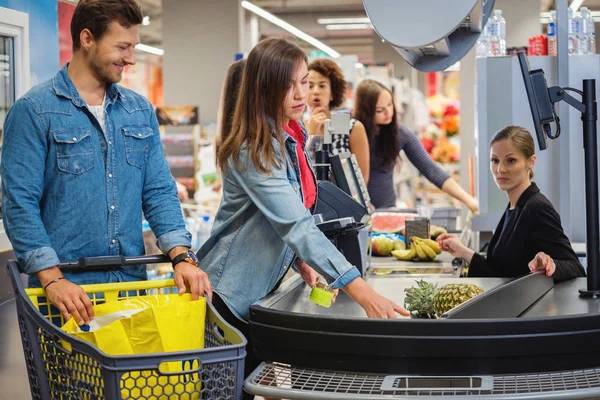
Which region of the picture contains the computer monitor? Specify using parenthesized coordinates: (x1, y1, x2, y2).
(517, 52, 555, 151)
(330, 152, 372, 211)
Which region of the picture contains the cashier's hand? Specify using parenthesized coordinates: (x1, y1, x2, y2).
(297, 262, 338, 303)
(437, 234, 471, 260)
(174, 263, 213, 301)
(39, 268, 94, 326)
(528, 252, 556, 277)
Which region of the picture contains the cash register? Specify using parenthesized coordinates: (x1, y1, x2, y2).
(312, 113, 372, 275)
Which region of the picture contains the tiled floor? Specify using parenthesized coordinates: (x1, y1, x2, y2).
(0, 300, 30, 400)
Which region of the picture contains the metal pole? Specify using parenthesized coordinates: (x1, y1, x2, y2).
(556, 0, 571, 238)
(580, 79, 600, 297)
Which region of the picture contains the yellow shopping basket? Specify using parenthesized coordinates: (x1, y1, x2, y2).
(7, 255, 247, 400)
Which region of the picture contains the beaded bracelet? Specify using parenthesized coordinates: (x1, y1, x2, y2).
(43, 277, 65, 291)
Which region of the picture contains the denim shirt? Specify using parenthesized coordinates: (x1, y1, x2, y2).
(197, 123, 361, 321)
(1, 64, 191, 282)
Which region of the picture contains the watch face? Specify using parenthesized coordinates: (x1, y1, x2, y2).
(187, 251, 198, 263)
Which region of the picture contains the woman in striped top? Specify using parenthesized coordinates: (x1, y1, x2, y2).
(354, 79, 479, 212)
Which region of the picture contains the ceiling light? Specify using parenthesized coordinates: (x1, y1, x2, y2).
(241, 1, 340, 58)
(569, 0, 584, 11)
(325, 24, 372, 31)
(135, 44, 164, 56)
(318, 17, 371, 25)
(142, 16, 150, 26)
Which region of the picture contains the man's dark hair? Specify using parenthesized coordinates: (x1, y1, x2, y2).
(71, 0, 143, 51)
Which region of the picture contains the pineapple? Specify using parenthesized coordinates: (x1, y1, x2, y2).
(404, 279, 438, 318)
(432, 283, 484, 316)
(404, 280, 484, 318)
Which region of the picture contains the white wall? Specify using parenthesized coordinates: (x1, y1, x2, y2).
(495, 0, 542, 47)
(162, 0, 242, 125)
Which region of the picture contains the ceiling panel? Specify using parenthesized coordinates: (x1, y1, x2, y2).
(61, 0, 600, 62)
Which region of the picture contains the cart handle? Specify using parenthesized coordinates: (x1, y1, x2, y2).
(58, 254, 171, 273)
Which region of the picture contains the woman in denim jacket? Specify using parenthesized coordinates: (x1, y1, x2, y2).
(197, 38, 408, 390)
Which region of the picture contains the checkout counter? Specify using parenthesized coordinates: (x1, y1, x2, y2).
(245, 270, 600, 399)
(242, 115, 600, 399)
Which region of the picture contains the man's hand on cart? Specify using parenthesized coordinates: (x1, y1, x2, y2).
(37, 267, 94, 326)
(297, 261, 339, 303)
(173, 262, 213, 301)
(169, 247, 212, 301)
(343, 278, 410, 319)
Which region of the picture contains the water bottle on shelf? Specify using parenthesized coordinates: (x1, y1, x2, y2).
(488, 10, 506, 57)
(495, 10, 507, 56)
(488, 13, 500, 57)
(579, 7, 596, 54)
(568, 8, 579, 55)
(476, 19, 491, 58)
(548, 10, 557, 56)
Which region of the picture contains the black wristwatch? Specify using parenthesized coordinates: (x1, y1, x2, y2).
(171, 250, 198, 268)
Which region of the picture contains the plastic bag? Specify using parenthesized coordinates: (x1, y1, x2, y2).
(61, 294, 206, 399)
(62, 294, 206, 355)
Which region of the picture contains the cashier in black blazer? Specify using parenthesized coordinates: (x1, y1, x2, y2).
(437, 126, 585, 281)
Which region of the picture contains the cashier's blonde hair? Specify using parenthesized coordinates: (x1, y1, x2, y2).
(491, 126, 536, 178)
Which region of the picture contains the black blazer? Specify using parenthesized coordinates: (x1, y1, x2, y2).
(469, 183, 585, 282)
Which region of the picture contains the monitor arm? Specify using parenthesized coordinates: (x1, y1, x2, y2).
(547, 81, 598, 297)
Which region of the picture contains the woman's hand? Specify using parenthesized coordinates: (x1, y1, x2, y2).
(528, 252, 556, 277)
(175, 181, 189, 202)
(436, 233, 473, 261)
(297, 262, 339, 303)
(342, 278, 409, 318)
(359, 291, 410, 318)
(465, 196, 479, 214)
(307, 107, 330, 136)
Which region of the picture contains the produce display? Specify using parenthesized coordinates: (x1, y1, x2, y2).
(392, 237, 441, 261)
(369, 233, 406, 256)
(404, 279, 484, 318)
(371, 212, 416, 233)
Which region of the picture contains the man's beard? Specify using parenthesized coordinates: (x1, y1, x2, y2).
(90, 57, 121, 85)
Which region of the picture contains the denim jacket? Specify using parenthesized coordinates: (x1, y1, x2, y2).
(197, 123, 361, 321)
(1, 64, 191, 282)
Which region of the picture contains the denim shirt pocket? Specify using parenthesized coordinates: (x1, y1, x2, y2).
(285, 151, 304, 199)
(122, 125, 153, 168)
(52, 129, 95, 175)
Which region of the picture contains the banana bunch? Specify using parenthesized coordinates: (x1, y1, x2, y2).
(391, 237, 441, 261)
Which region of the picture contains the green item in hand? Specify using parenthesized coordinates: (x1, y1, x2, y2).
(309, 277, 334, 308)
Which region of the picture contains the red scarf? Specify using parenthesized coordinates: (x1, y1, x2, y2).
(284, 120, 316, 209)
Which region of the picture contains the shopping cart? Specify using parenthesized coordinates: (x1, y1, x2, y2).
(7, 255, 247, 400)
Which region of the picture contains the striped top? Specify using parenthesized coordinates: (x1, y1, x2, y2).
(306, 118, 357, 161)
(368, 123, 451, 209)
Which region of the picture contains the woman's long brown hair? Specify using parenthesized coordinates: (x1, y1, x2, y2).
(216, 59, 246, 151)
(353, 79, 399, 169)
(217, 38, 308, 174)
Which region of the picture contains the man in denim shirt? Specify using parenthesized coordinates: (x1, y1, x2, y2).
(1, 0, 212, 326)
